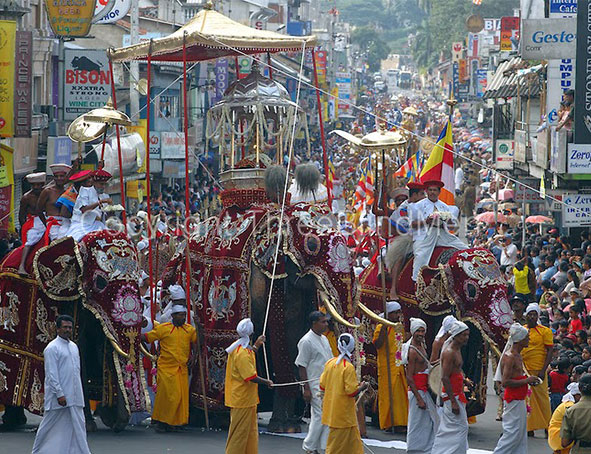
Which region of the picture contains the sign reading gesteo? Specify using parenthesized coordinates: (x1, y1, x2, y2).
(521, 18, 576, 59)
(64, 49, 110, 121)
(45, 0, 97, 37)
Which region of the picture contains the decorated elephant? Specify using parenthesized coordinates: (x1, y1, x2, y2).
(358, 246, 511, 417)
(0, 230, 149, 432)
(161, 182, 378, 432)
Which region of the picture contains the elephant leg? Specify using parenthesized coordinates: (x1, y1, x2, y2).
(1, 406, 26, 429)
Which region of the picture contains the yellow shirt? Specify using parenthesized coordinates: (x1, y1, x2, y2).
(522, 325, 553, 371)
(548, 401, 574, 453)
(319, 357, 359, 428)
(225, 345, 259, 408)
(513, 266, 530, 294)
(145, 322, 197, 373)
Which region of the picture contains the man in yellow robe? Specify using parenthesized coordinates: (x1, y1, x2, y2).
(320, 333, 368, 454)
(372, 301, 408, 432)
(225, 318, 272, 454)
(521, 303, 553, 435)
(143, 285, 197, 432)
(548, 383, 580, 454)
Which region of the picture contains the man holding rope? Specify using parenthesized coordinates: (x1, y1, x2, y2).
(319, 333, 368, 454)
(295, 311, 334, 454)
(225, 318, 273, 454)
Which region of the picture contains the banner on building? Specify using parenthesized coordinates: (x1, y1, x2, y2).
(521, 19, 576, 60)
(335, 72, 352, 116)
(562, 193, 591, 227)
(14, 31, 32, 138)
(0, 144, 15, 236)
(64, 49, 111, 120)
(495, 139, 514, 169)
(567, 143, 591, 173)
(576, 0, 591, 144)
(45, 0, 97, 37)
(315, 51, 327, 85)
(160, 131, 185, 159)
(550, 0, 577, 15)
(452, 62, 460, 99)
(459, 59, 468, 83)
(213, 59, 228, 104)
(0, 21, 16, 138)
(451, 42, 463, 62)
(148, 131, 161, 159)
(500, 16, 519, 51)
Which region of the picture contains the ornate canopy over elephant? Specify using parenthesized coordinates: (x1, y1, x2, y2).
(0, 229, 148, 430)
(358, 246, 511, 416)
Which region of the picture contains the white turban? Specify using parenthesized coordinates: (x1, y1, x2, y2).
(525, 303, 541, 316)
(171, 304, 187, 314)
(410, 317, 427, 334)
(137, 240, 148, 252)
(336, 333, 355, 365)
(494, 323, 529, 382)
(563, 382, 581, 403)
(226, 318, 254, 354)
(448, 321, 469, 339)
(386, 301, 401, 314)
(169, 284, 186, 301)
(435, 315, 458, 341)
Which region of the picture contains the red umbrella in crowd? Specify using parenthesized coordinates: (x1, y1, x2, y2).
(525, 215, 553, 224)
(475, 211, 506, 224)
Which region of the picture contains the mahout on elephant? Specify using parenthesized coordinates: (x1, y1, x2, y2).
(0, 229, 149, 432)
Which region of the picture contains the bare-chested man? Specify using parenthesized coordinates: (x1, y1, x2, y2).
(18, 164, 71, 275)
(19, 172, 46, 242)
(430, 315, 457, 364)
(404, 317, 438, 454)
(431, 320, 470, 454)
(492, 323, 539, 454)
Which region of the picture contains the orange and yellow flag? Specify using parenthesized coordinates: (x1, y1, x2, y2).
(419, 120, 455, 205)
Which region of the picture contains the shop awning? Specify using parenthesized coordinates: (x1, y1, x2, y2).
(483, 57, 544, 100)
(109, 8, 316, 63)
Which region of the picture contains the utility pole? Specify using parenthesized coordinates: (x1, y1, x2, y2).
(130, 0, 140, 122)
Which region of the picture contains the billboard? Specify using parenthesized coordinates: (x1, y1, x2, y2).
(0, 21, 16, 138)
(495, 140, 514, 169)
(64, 49, 111, 121)
(314, 51, 327, 85)
(335, 72, 352, 116)
(567, 143, 591, 174)
(562, 193, 591, 227)
(500, 16, 519, 51)
(521, 19, 576, 60)
(45, 0, 97, 37)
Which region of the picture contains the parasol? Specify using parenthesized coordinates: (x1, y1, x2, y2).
(493, 189, 514, 201)
(109, 8, 316, 62)
(525, 215, 553, 224)
(475, 211, 506, 224)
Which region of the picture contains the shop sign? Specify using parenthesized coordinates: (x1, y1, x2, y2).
(14, 31, 32, 138)
(160, 131, 185, 159)
(575, 0, 591, 144)
(0, 21, 16, 138)
(495, 139, 514, 169)
(562, 193, 591, 227)
(521, 19, 576, 60)
(500, 16, 519, 52)
(45, 0, 97, 37)
(567, 143, 591, 173)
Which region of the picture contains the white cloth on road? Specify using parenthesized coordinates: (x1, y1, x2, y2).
(410, 198, 466, 281)
(295, 329, 334, 452)
(430, 400, 469, 454)
(33, 336, 89, 454)
(406, 387, 438, 454)
(492, 399, 527, 454)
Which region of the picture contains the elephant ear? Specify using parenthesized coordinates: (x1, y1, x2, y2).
(33, 236, 83, 301)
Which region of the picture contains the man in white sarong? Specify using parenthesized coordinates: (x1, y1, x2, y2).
(295, 311, 334, 454)
(67, 169, 112, 241)
(32, 315, 91, 454)
(431, 321, 470, 454)
(409, 180, 467, 281)
(492, 323, 539, 454)
(403, 318, 438, 454)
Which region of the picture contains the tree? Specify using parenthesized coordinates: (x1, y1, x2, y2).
(351, 26, 391, 72)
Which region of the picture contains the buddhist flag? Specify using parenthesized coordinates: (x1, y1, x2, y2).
(420, 120, 455, 205)
(394, 151, 423, 181)
(354, 160, 374, 210)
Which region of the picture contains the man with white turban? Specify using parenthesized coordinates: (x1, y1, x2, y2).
(319, 333, 368, 454)
(521, 303, 553, 436)
(141, 288, 197, 432)
(430, 315, 458, 363)
(431, 321, 470, 454)
(548, 383, 581, 453)
(404, 317, 438, 454)
(373, 301, 408, 432)
(225, 318, 272, 454)
(492, 323, 540, 454)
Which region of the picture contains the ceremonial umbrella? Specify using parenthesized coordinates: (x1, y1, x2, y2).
(476, 211, 506, 224)
(525, 215, 553, 224)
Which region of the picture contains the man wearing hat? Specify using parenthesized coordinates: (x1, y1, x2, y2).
(409, 179, 467, 281)
(66, 169, 113, 241)
(56, 170, 93, 218)
(372, 301, 408, 432)
(18, 172, 46, 244)
(18, 164, 71, 275)
(521, 303, 553, 436)
(142, 284, 197, 432)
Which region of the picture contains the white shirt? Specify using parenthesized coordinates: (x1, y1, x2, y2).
(500, 243, 518, 266)
(71, 186, 109, 228)
(455, 167, 464, 191)
(295, 330, 333, 388)
(409, 198, 459, 241)
(389, 200, 414, 236)
(43, 336, 84, 411)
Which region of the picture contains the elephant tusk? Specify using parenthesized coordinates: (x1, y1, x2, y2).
(321, 295, 359, 329)
(140, 343, 157, 362)
(108, 337, 129, 359)
(358, 302, 402, 329)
